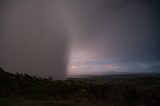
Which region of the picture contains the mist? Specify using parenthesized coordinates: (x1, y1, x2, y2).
(58, 0, 160, 75)
(0, 0, 68, 79)
(0, 0, 159, 78)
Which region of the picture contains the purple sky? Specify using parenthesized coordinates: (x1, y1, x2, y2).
(0, 0, 160, 79)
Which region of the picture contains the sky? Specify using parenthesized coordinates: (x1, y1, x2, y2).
(0, 0, 160, 79)
(0, 0, 68, 79)
(58, 0, 160, 76)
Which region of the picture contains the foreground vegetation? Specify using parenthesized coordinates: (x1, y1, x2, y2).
(0, 67, 160, 106)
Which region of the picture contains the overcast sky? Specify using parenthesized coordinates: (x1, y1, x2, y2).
(58, 0, 160, 75)
(0, 0, 160, 78)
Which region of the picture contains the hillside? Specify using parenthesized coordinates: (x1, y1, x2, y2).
(0, 67, 160, 106)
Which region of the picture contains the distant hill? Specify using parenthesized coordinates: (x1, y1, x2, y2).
(69, 72, 160, 80)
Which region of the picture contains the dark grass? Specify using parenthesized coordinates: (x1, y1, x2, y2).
(0, 67, 160, 106)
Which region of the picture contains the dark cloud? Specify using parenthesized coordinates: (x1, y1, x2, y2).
(0, 0, 68, 79)
(59, 0, 160, 75)
(0, 0, 160, 77)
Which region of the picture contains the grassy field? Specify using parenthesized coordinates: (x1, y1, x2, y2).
(1, 76, 160, 106)
(0, 97, 77, 106)
(0, 68, 160, 106)
(0, 97, 113, 106)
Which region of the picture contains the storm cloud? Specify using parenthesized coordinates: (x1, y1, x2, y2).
(0, 0, 160, 78)
(0, 0, 68, 79)
(58, 0, 160, 75)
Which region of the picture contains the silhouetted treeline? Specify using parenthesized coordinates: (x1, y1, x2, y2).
(0, 67, 160, 106)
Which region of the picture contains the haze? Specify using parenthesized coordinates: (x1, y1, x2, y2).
(0, 0, 159, 79)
